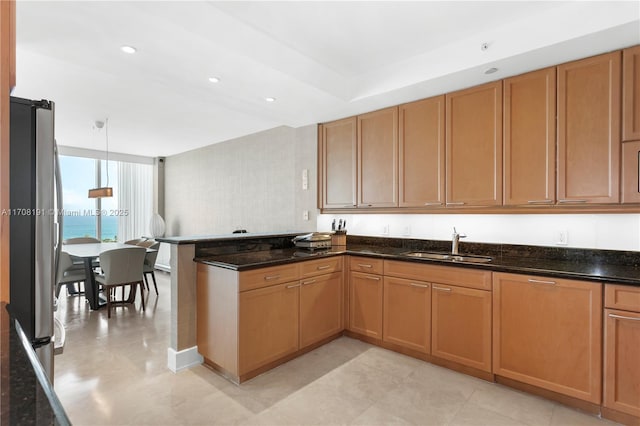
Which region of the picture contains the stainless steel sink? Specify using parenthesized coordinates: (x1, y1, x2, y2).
(403, 252, 492, 263)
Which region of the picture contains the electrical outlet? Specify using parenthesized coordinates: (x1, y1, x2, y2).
(302, 210, 309, 221)
(382, 224, 389, 235)
(557, 230, 568, 245)
(403, 226, 411, 236)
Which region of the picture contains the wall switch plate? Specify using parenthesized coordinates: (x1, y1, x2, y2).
(557, 230, 568, 245)
(302, 169, 308, 190)
(382, 224, 389, 235)
(403, 226, 411, 236)
(302, 210, 309, 221)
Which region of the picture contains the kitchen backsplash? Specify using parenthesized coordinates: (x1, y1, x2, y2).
(317, 213, 640, 251)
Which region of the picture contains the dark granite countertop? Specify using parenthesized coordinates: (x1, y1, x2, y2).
(195, 236, 640, 287)
(1, 303, 70, 425)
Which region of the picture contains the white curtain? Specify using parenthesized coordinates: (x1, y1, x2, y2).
(117, 162, 153, 242)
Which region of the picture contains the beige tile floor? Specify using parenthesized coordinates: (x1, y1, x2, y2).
(54, 271, 619, 426)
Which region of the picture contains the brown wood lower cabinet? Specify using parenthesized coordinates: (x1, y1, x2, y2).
(604, 284, 640, 420)
(383, 276, 430, 353)
(239, 281, 300, 375)
(300, 272, 343, 348)
(431, 283, 492, 372)
(349, 271, 383, 339)
(493, 272, 602, 404)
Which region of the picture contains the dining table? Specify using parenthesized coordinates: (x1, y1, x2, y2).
(62, 242, 155, 310)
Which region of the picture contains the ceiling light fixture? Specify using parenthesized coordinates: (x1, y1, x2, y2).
(208, 76, 220, 83)
(88, 119, 114, 198)
(120, 45, 137, 54)
(265, 97, 276, 102)
(484, 67, 498, 75)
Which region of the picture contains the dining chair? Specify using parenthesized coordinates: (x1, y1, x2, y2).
(63, 237, 101, 244)
(55, 251, 87, 297)
(141, 242, 160, 295)
(63, 236, 102, 269)
(95, 247, 146, 318)
(124, 238, 146, 245)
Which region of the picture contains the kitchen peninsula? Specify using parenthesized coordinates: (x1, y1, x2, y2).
(158, 231, 640, 425)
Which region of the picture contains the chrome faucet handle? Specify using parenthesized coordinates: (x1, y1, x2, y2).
(453, 227, 466, 239)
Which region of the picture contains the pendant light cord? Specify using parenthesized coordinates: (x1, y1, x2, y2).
(105, 117, 109, 186)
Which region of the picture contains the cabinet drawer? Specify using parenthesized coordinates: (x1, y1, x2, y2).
(605, 284, 640, 312)
(300, 256, 342, 278)
(239, 264, 299, 292)
(385, 260, 491, 291)
(350, 256, 384, 274)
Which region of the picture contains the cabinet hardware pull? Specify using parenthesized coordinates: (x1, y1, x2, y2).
(302, 280, 316, 286)
(286, 284, 300, 289)
(317, 265, 331, 270)
(608, 313, 640, 321)
(357, 264, 373, 268)
(528, 279, 556, 285)
(527, 200, 553, 204)
(365, 276, 381, 281)
(557, 199, 588, 203)
(433, 286, 451, 292)
(424, 202, 443, 206)
(264, 275, 280, 281)
(410, 283, 429, 288)
(446, 202, 465, 206)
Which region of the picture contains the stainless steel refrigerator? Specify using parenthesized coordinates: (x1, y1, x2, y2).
(8, 96, 62, 383)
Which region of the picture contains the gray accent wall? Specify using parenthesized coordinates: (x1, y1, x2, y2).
(164, 125, 318, 238)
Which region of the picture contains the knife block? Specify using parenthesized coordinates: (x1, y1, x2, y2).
(331, 232, 346, 247)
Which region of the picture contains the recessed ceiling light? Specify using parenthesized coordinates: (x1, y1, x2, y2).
(208, 76, 220, 83)
(120, 45, 137, 54)
(484, 67, 498, 75)
(265, 97, 276, 102)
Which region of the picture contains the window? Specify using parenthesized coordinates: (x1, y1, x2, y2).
(59, 154, 152, 243)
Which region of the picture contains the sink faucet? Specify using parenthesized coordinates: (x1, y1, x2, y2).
(452, 227, 466, 255)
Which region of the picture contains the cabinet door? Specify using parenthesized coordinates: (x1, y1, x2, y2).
(383, 276, 431, 353)
(321, 117, 357, 208)
(357, 107, 398, 207)
(493, 273, 602, 403)
(431, 283, 492, 372)
(239, 282, 299, 375)
(300, 272, 343, 348)
(604, 308, 640, 417)
(557, 51, 621, 204)
(349, 271, 383, 339)
(445, 81, 503, 207)
(623, 45, 640, 142)
(622, 141, 640, 203)
(399, 96, 445, 207)
(504, 68, 556, 206)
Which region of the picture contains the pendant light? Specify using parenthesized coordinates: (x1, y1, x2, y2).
(88, 119, 113, 198)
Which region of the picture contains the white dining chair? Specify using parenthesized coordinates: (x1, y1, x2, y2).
(55, 251, 87, 297)
(95, 247, 146, 318)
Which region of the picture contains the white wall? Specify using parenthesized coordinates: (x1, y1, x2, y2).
(318, 213, 640, 251)
(163, 125, 317, 237)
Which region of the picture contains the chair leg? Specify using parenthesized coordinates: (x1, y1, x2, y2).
(106, 286, 112, 318)
(151, 272, 158, 295)
(139, 282, 145, 312)
(143, 274, 149, 291)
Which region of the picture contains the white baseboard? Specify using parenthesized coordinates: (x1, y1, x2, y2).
(167, 346, 203, 372)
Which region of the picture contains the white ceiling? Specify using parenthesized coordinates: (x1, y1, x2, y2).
(13, 1, 640, 158)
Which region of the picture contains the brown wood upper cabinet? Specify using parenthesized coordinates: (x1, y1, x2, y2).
(623, 45, 640, 142)
(503, 68, 556, 206)
(320, 117, 357, 208)
(557, 51, 621, 204)
(399, 96, 445, 207)
(445, 81, 503, 207)
(357, 107, 398, 207)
